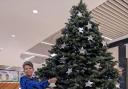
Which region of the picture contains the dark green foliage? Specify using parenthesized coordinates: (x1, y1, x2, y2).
(36, 0, 119, 89)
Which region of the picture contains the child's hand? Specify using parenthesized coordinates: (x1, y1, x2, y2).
(48, 78, 57, 83)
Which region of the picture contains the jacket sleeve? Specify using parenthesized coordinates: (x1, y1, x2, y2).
(20, 77, 27, 89)
(20, 76, 49, 89)
(40, 80, 49, 88)
(27, 79, 49, 89)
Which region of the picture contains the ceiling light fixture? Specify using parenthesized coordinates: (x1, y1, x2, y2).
(102, 36, 112, 41)
(32, 10, 38, 14)
(0, 48, 4, 51)
(24, 56, 35, 61)
(41, 41, 54, 46)
(24, 52, 49, 58)
(11, 35, 16, 38)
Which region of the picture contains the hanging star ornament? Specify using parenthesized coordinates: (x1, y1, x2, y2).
(61, 43, 66, 49)
(60, 56, 66, 60)
(88, 36, 93, 41)
(77, 12, 82, 17)
(60, 56, 66, 63)
(94, 63, 101, 69)
(102, 41, 107, 46)
(86, 22, 92, 29)
(65, 34, 68, 37)
(79, 47, 86, 54)
(50, 53, 57, 57)
(66, 68, 72, 75)
(49, 83, 56, 88)
(85, 80, 93, 87)
(115, 83, 120, 88)
(78, 27, 84, 33)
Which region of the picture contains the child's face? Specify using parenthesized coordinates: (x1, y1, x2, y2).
(24, 65, 34, 77)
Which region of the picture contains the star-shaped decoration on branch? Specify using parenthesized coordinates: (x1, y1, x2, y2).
(77, 12, 82, 17)
(66, 68, 72, 75)
(60, 56, 65, 60)
(85, 80, 93, 87)
(65, 34, 68, 37)
(61, 43, 66, 49)
(88, 36, 93, 41)
(50, 53, 57, 57)
(78, 27, 84, 33)
(49, 83, 56, 88)
(115, 83, 120, 88)
(86, 22, 92, 29)
(94, 63, 101, 69)
(79, 47, 86, 54)
(102, 41, 107, 46)
(60, 56, 66, 63)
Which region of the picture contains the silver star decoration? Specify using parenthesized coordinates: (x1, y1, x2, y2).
(65, 34, 68, 37)
(50, 53, 57, 57)
(78, 27, 84, 33)
(79, 47, 86, 54)
(88, 36, 93, 41)
(77, 12, 82, 17)
(86, 22, 92, 29)
(60, 56, 66, 63)
(66, 68, 72, 75)
(60, 56, 65, 60)
(85, 80, 93, 87)
(94, 63, 101, 69)
(108, 77, 112, 81)
(116, 83, 120, 88)
(61, 43, 66, 49)
(65, 26, 68, 29)
(49, 83, 56, 88)
(102, 41, 107, 46)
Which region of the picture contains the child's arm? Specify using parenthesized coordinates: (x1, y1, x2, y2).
(26, 80, 48, 89)
(40, 78, 57, 88)
(20, 76, 49, 89)
(25, 77, 57, 89)
(40, 80, 49, 88)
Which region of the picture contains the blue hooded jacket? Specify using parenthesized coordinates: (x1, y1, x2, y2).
(20, 76, 49, 89)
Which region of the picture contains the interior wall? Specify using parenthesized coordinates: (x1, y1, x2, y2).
(108, 47, 119, 68)
(126, 44, 128, 58)
(108, 47, 118, 61)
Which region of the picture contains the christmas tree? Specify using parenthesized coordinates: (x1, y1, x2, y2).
(36, 0, 119, 89)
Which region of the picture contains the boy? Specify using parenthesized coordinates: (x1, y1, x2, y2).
(20, 61, 57, 89)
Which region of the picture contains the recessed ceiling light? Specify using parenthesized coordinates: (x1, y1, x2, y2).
(32, 10, 38, 14)
(11, 35, 16, 38)
(0, 48, 4, 51)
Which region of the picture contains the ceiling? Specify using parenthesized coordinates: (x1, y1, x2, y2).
(0, 0, 128, 70)
(92, 0, 128, 39)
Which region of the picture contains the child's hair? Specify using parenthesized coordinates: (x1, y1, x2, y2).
(23, 61, 34, 69)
